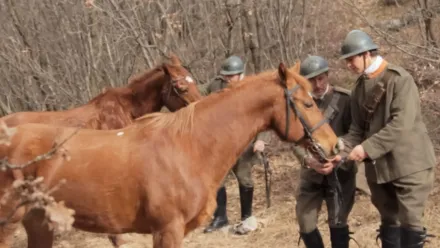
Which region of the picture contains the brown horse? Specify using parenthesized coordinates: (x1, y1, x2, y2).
(0, 54, 202, 247)
(0, 54, 202, 130)
(0, 62, 339, 248)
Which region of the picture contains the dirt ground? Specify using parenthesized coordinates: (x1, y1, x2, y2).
(10, 149, 440, 248)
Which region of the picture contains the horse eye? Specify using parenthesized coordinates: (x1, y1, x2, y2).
(304, 101, 313, 108)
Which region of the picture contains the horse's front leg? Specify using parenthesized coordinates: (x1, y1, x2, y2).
(22, 209, 54, 248)
(108, 234, 128, 247)
(0, 202, 26, 248)
(0, 223, 19, 248)
(152, 218, 184, 248)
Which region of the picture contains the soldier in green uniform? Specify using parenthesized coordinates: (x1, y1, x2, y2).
(293, 55, 356, 248)
(201, 55, 271, 234)
(325, 30, 436, 248)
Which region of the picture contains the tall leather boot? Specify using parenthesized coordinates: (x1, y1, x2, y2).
(330, 225, 350, 248)
(203, 187, 228, 233)
(401, 227, 433, 248)
(299, 228, 325, 248)
(376, 225, 400, 248)
(239, 185, 253, 220)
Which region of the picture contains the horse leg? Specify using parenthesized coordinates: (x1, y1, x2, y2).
(0, 223, 20, 248)
(22, 209, 53, 248)
(152, 219, 184, 248)
(108, 234, 128, 247)
(0, 203, 26, 248)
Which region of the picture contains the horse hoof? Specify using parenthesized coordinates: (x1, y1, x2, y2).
(109, 234, 129, 247)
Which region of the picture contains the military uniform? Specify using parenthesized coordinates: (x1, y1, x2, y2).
(339, 30, 436, 248)
(203, 56, 271, 234)
(294, 86, 356, 248)
(292, 55, 357, 248)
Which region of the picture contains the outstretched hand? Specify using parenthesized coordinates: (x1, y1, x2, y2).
(348, 145, 367, 161)
(305, 155, 342, 175)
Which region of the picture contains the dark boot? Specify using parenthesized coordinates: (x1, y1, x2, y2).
(203, 187, 228, 233)
(401, 227, 434, 248)
(239, 185, 253, 220)
(376, 225, 400, 248)
(298, 228, 325, 248)
(330, 225, 350, 248)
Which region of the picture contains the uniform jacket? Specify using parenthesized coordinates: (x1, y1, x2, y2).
(342, 62, 436, 183)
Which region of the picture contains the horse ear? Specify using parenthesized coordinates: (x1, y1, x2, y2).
(162, 63, 171, 76)
(101, 87, 109, 94)
(168, 53, 181, 65)
(278, 62, 288, 88)
(291, 60, 301, 73)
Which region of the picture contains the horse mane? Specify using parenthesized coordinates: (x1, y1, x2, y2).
(127, 66, 164, 90)
(88, 65, 166, 106)
(292, 70, 313, 92)
(135, 102, 198, 135)
(88, 87, 132, 104)
(225, 66, 312, 93)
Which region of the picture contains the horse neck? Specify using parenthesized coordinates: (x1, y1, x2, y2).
(192, 81, 279, 188)
(128, 69, 167, 117)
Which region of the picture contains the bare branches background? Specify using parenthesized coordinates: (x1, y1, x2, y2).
(0, 0, 357, 114)
(0, 0, 439, 136)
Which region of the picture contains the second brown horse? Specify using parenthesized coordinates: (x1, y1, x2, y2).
(0, 54, 202, 247)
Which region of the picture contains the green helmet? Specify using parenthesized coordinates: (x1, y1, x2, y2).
(340, 30, 379, 60)
(220, 55, 244, 75)
(300, 55, 329, 79)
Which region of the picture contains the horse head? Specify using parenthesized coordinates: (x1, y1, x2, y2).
(160, 55, 203, 112)
(272, 61, 340, 161)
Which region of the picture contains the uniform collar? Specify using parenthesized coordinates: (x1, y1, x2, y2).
(364, 56, 383, 74)
(364, 56, 388, 79)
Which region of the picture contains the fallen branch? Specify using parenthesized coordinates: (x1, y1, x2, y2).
(0, 177, 75, 232)
(0, 123, 79, 232)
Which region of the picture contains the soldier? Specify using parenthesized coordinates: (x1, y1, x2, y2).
(325, 29, 436, 248)
(201, 55, 271, 234)
(293, 55, 356, 248)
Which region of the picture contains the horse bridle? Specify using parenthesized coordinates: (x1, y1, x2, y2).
(283, 83, 330, 163)
(162, 76, 192, 107)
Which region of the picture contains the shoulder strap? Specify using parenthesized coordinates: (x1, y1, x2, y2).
(362, 69, 394, 133)
(323, 92, 341, 122)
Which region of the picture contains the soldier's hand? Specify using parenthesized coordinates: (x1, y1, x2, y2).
(348, 145, 367, 161)
(305, 156, 335, 175)
(253, 140, 265, 152)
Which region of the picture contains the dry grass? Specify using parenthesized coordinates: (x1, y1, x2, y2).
(10, 149, 440, 248)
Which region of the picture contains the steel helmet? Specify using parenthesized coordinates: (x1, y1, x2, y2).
(300, 55, 329, 79)
(340, 30, 379, 60)
(220, 55, 245, 75)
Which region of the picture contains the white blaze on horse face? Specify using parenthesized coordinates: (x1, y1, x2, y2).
(185, 76, 194, 84)
(116, 131, 124, 136)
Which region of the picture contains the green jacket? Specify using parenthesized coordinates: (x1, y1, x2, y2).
(201, 76, 271, 144)
(342, 62, 436, 183)
(292, 85, 353, 183)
